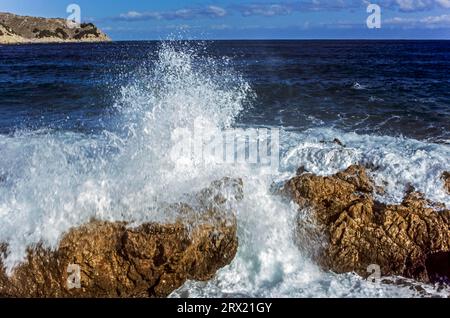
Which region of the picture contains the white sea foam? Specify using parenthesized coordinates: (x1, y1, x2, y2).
(171, 128, 450, 298)
(352, 82, 366, 90)
(0, 43, 448, 297)
(280, 128, 450, 205)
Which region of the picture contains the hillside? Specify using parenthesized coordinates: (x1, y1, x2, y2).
(0, 12, 110, 44)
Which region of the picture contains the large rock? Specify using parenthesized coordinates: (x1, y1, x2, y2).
(284, 165, 450, 284)
(0, 12, 110, 44)
(0, 178, 241, 297)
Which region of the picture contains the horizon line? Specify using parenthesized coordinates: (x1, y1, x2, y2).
(109, 38, 450, 41)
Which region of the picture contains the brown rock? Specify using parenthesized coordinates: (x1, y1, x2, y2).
(442, 171, 450, 194)
(0, 179, 240, 297)
(285, 165, 450, 284)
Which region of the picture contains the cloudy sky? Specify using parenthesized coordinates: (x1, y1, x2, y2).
(1, 0, 450, 39)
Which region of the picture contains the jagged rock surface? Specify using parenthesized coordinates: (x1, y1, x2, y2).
(284, 165, 450, 283)
(0, 178, 241, 297)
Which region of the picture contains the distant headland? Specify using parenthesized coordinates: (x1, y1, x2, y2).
(0, 12, 110, 44)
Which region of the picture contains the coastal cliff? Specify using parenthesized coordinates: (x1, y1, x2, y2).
(0, 12, 110, 44)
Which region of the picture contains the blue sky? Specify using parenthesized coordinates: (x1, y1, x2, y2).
(1, 0, 450, 39)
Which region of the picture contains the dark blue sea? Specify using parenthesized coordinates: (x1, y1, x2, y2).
(1, 40, 449, 141)
(0, 41, 449, 297)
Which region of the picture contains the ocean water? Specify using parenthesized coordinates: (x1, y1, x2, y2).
(0, 40, 449, 297)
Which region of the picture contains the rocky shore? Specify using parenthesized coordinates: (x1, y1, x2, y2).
(284, 165, 450, 284)
(0, 164, 449, 297)
(0, 12, 110, 44)
(0, 178, 241, 297)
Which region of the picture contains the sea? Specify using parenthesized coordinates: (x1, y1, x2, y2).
(0, 40, 449, 297)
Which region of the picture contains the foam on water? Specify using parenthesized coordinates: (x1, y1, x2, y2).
(0, 43, 448, 296)
(281, 128, 450, 205)
(171, 128, 450, 298)
(352, 82, 366, 90)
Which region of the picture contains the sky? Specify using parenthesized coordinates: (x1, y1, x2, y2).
(1, 0, 450, 40)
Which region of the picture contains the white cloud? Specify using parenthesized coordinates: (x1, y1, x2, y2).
(115, 1, 450, 23)
(207, 6, 227, 17)
(236, 1, 362, 17)
(379, 0, 450, 11)
(422, 13, 450, 22)
(436, 0, 450, 8)
(119, 11, 162, 21)
(385, 14, 450, 27)
(116, 6, 228, 21)
(241, 4, 293, 16)
(395, 0, 432, 11)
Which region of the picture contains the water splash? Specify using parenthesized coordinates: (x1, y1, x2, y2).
(0, 42, 252, 270)
(0, 42, 448, 297)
